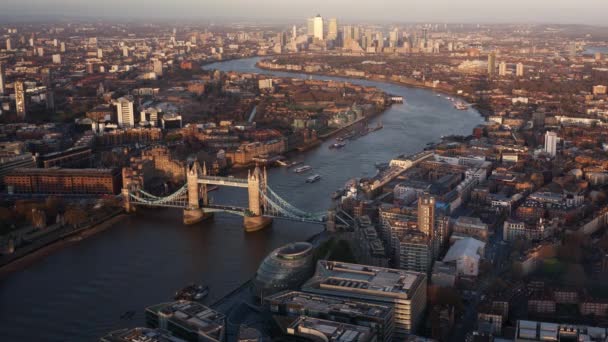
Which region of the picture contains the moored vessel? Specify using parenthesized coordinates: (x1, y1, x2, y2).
(306, 174, 321, 183)
(294, 165, 312, 173)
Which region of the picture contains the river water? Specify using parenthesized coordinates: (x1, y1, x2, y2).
(0, 57, 483, 341)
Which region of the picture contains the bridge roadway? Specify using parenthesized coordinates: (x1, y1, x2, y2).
(197, 176, 248, 188)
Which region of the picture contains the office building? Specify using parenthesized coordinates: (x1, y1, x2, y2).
(286, 316, 375, 342)
(122, 46, 129, 57)
(141, 107, 161, 126)
(99, 327, 187, 342)
(52, 54, 61, 64)
(5, 38, 12, 51)
(313, 15, 324, 40)
(37, 146, 92, 168)
(145, 301, 226, 342)
(114, 96, 135, 128)
(253, 242, 314, 298)
(544, 131, 557, 157)
(4, 168, 121, 195)
(327, 18, 338, 40)
(452, 216, 489, 242)
(498, 61, 507, 76)
(307, 18, 315, 36)
(0, 62, 5, 94)
(97, 48, 103, 59)
(14, 81, 27, 119)
(393, 230, 433, 273)
(514, 320, 608, 342)
(417, 193, 435, 237)
(161, 113, 183, 129)
(302, 260, 427, 338)
(265, 290, 394, 341)
(516, 62, 525, 77)
(488, 52, 496, 76)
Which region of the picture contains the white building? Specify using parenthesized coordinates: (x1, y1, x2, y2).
(114, 97, 135, 128)
(516, 62, 525, 77)
(544, 131, 557, 157)
(499, 61, 507, 76)
(442, 238, 485, 277)
(52, 54, 61, 64)
(313, 15, 324, 40)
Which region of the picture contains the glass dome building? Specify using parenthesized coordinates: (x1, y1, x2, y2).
(253, 242, 314, 298)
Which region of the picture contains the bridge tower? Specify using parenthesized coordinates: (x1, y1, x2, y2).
(247, 166, 263, 216)
(183, 161, 213, 225)
(244, 165, 272, 232)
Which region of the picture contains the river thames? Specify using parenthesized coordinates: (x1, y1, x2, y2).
(0, 57, 483, 341)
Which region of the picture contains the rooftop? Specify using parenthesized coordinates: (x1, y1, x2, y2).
(287, 316, 374, 342)
(265, 290, 393, 321)
(146, 301, 225, 339)
(302, 260, 426, 300)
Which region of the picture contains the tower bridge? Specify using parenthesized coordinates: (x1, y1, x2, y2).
(123, 161, 327, 232)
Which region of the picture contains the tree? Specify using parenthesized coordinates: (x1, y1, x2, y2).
(64, 207, 88, 226)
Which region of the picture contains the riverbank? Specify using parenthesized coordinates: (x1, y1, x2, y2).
(255, 61, 490, 118)
(0, 211, 126, 277)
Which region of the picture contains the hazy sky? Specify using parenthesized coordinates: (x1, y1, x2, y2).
(2, 0, 607, 25)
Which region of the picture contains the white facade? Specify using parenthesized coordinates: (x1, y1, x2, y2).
(516, 63, 525, 77)
(544, 131, 557, 157)
(313, 15, 324, 40)
(115, 97, 135, 128)
(443, 238, 485, 277)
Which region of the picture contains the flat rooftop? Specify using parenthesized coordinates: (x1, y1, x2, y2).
(265, 290, 392, 321)
(303, 260, 426, 300)
(287, 316, 373, 342)
(146, 301, 225, 337)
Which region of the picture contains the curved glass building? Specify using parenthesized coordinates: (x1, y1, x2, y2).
(253, 242, 314, 298)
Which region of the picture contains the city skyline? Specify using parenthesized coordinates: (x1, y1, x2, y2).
(1, 0, 608, 25)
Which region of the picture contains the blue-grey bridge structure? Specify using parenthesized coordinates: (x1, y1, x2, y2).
(123, 162, 328, 226)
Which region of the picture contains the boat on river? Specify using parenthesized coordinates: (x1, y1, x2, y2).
(174, 283, 209, 301)
(294, 165, 312, 173)
(306, 174, 321, 183)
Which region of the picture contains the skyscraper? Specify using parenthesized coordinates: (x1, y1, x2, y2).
(292, 25, 297, 40)
(0, 63, 5, 94)
(14, 81, 27, 119)
(516, 62, 525, 77)
(498, 61, 507, 76)
(544, 131, 557, 157)
(343, 25, 353, 42)
(327, 18, 338, 40)
(313, 15, 324, 40)
(488, 52, 496, 76)
(115, 96, 135, 128)
(307, 18, 315, 36)
(5, 38, 12, 51)
(417, 193, 435, 237)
